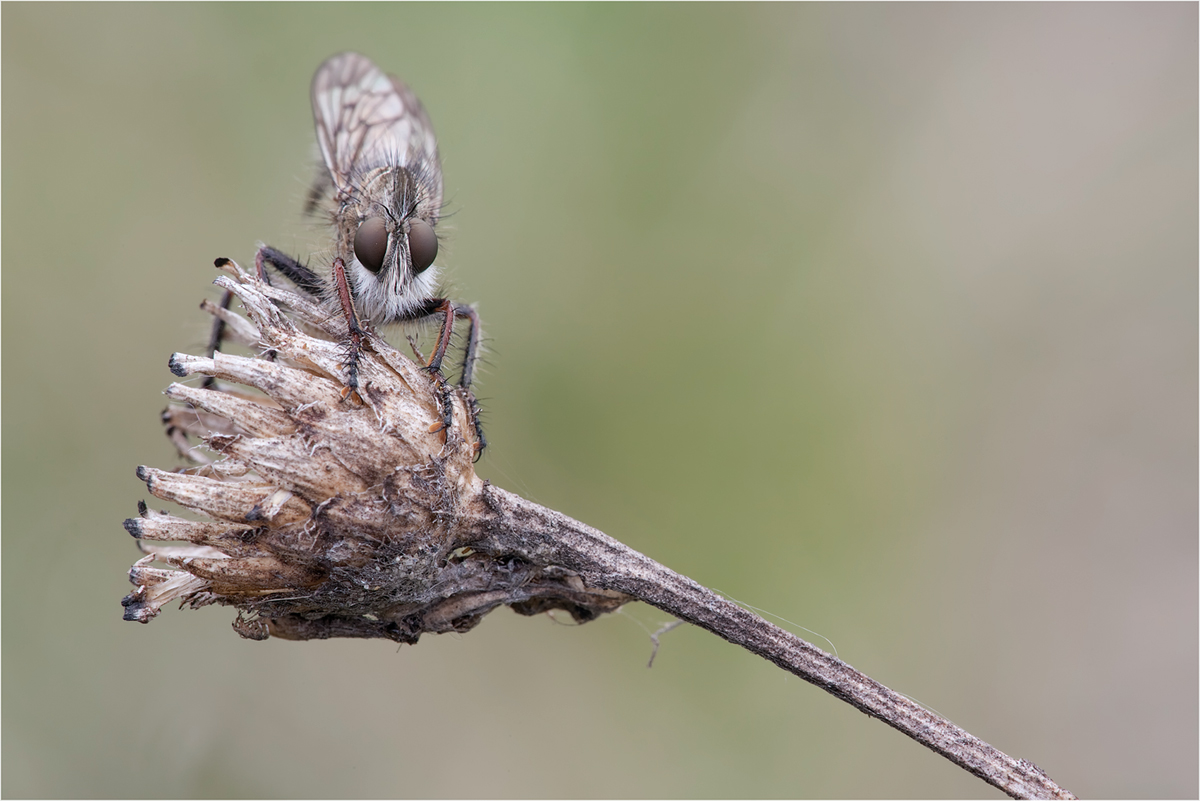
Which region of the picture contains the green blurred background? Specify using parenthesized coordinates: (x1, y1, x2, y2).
(4, 3, 1196, 798)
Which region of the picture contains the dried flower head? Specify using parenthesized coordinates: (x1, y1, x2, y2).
(123, 260, 629, 641)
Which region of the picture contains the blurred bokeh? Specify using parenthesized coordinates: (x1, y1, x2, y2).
(3, 4, 1195, 798)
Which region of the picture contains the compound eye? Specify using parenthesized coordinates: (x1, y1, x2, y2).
(408, 218, 438, 275)
(354, 217, 388, 273)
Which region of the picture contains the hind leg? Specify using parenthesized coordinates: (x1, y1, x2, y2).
(204, 246, 324, 386)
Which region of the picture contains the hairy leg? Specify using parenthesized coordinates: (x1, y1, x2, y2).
(398, 298, 486, 458)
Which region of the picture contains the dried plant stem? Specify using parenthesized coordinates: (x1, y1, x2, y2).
(125, 260, 1073, 799)
(473, 485, 1073, 799)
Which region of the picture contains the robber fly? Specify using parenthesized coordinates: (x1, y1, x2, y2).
(209, 52, 484, 456)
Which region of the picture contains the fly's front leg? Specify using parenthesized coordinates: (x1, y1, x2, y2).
(330, 257, 368, 402)
(403, 298, 487, 459)
(422, 300, 481, 388)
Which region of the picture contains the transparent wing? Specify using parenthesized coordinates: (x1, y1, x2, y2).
(310, 52, 441, 197)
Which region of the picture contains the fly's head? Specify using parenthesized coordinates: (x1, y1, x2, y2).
(311, 52, 445, 324)
(339, 164, 441, 323)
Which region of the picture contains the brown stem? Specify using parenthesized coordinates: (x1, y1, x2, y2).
(469, 485, 1074, 800)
